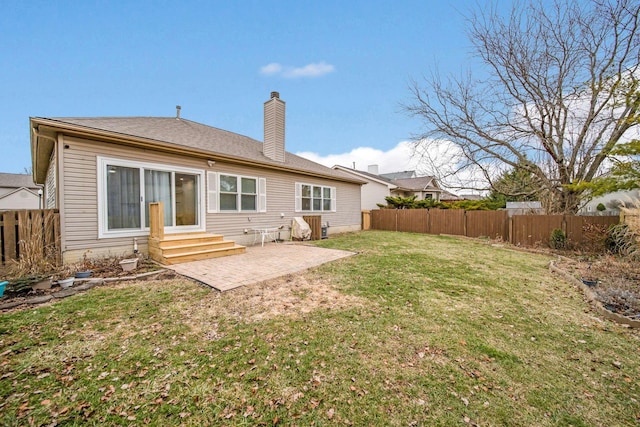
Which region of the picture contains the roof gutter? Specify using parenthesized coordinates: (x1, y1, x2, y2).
(31, 123, 59, 184)
(32, 125, 58, 144)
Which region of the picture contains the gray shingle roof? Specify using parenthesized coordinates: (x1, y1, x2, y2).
(0, 173, 39, 189)
(392, 176, 440, 191)
(332, 165, 396, 186)
(379, 170, 417, 180)
(38, 116, 362, 183)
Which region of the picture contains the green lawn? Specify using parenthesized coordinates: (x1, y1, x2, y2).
(1, 231, 639, 426)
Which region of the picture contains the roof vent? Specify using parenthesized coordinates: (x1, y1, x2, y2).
(176, 105, 181, 119)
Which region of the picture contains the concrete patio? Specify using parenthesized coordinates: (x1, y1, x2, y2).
(166, 242, 357, 291)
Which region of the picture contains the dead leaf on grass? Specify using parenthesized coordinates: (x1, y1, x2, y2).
(327, 408, 335, 419)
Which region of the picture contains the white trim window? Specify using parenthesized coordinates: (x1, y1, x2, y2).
(97, 157, 205, 238)
(207, 172, 266, 213)
(295, 183, 336, 212)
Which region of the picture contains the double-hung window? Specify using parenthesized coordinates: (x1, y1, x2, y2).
(295, 183, 336, 212)
(98, 157, 204, 238)
(207, 172, 266, 213)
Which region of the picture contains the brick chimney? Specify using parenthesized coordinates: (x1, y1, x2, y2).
(264, 91, 285, 162)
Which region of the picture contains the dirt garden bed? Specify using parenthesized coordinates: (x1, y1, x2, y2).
(554, 255, 640, 320)
(0, 256, 165, 310)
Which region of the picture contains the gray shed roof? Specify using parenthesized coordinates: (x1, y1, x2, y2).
(32, 116, 363, 184)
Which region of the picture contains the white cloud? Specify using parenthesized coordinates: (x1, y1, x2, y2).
(259, 61, 335, 78)
(284, 62, 335, 78)
(260, 63, 283, 75)
(296, 141, 420, 174)
(296, 140, 491, 195)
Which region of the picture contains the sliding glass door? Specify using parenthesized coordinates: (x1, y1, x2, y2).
(144, 169, 172, 228)
(99, 158, 203, 237)
(107, 165, 141, 230)
(175, 173, 198, 226)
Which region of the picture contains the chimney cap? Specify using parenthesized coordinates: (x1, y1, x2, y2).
(270, 91, 280, 99)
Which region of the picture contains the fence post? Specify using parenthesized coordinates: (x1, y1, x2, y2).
(2, 211, 18, 262)
(52, 211, 61, 265)
(425, 209, 430, 234)
(361, 210, 371, 230)
(17, 210, 30, 261)
(463, 210, 468, 237)
(508, 217, 513, 244)
(395, 210, 398, 232)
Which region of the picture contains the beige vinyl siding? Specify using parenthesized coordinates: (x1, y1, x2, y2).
(61, 136, 205, 260)
(62, 140, 99, 250)
(204, 163, 361, 246)
(59, 134, 361, 261)
(361, 180, 392, 210)
(45, 149, 57, 209)
(0, 189, 40, 210)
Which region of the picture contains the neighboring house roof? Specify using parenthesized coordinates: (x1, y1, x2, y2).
(391, 176, 442, 193)
(334, 166, 446, 194)
(379, 170, 417, 180)
(332, 165, 397, 188)
(0, 173, 39, 190)
(30, 116, 365, 185)
(440, 190, 462, 201)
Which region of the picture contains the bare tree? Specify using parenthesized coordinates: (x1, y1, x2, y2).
(406, 0, 640, 213)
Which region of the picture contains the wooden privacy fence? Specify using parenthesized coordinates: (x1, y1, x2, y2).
(621, 208, 640, 234)
(510, 214, 619, 247)
(370, 209, 619, 248)
(0, 209, 61, 266)
(372, 209, 489, 237)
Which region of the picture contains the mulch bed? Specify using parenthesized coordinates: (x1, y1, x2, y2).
(555, 256, 640, 320)
(0, 257, 168, 310)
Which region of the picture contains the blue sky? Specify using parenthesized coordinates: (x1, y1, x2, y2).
(1, 0, 489, 176)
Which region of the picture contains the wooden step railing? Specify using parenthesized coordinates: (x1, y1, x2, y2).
(149, 202, 164, 241)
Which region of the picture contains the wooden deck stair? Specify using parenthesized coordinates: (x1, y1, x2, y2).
(149, 232, 246, 265)
(147, 202, 245, 265)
